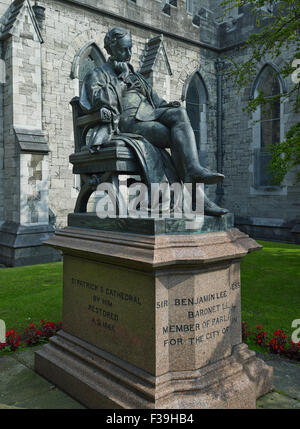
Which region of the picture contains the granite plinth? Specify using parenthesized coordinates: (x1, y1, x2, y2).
(35, 222, 273, 408)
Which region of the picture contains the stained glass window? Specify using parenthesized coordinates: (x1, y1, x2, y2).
(255, 65, 282, 186)
(259, 67, 281, 150)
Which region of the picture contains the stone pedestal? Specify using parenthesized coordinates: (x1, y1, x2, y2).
(35, 216, 273, 408)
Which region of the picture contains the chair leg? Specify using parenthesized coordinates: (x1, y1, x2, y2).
(74, 172, 115, 213)
(74, 175, 93, 213)
(94, 173, 125, 217)
(74, 172, 147, 216)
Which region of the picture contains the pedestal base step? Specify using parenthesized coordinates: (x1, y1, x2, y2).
(35, 330, 273, 409)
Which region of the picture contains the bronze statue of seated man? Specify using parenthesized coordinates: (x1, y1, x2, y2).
(79, 27, 228, 216)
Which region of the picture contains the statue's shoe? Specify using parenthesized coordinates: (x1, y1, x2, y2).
(89, 144, 102, 154)
(89, 146, 98, 154)
(187, 168, 225, 185)
(204, 198, 229, 217)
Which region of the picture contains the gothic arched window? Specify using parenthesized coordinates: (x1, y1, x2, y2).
(71, 41, 105, 94)
(71, 42, 105, 195)
(258, 66, 281, 150)
(186, 0, 193, 14)
(186, 72, 208, 166)
(252, 64, 284, 187)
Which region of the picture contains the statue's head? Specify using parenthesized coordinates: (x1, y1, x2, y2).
(104, 27, 132, 62)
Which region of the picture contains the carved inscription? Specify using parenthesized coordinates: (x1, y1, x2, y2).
(69, 276, 241, 352)
(157, 285, 240, 348)
(71, 277, 142, 336)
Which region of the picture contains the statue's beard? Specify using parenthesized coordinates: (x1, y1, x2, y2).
(109, 57, 132, 78)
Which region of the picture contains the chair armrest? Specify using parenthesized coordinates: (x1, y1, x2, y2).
(71, 96, 113, 152)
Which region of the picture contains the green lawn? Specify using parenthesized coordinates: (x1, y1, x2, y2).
(0, 241, 299, 345)
(0, 262, 63, 332)
(241, 240, 300, 344)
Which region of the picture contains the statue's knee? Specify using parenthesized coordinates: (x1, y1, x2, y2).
(174, 106, 188, 122)
(161, 106, 188, 126)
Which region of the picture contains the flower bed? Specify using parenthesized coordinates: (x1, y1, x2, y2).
(0, 320, 62, 353)
(1, 320, 300, 362)
(242, 322, 300, 361)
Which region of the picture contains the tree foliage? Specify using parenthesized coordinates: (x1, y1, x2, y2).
(221, 0, 300, 183)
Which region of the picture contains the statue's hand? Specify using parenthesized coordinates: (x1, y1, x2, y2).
(161, 100, 181, 108)
(168, 101, 181, 108)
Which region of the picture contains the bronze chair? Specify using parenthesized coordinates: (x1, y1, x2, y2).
(69, 97, 142, 213)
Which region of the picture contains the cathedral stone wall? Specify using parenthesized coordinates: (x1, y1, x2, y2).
(0, 0, 299, 265)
